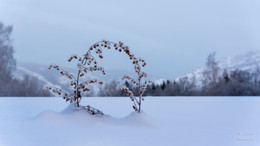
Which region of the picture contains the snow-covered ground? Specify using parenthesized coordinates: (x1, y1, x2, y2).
(0, 97, 259, 146)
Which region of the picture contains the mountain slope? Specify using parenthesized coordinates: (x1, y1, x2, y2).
(182, 50, 260, 84)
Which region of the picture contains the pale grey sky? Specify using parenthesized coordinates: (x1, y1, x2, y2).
(1, 0, 260, 78)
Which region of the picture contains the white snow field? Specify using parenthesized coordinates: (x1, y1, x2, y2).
(0, 97, 260, 146)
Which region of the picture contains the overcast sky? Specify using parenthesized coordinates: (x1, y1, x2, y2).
(1, 0, 260, 79)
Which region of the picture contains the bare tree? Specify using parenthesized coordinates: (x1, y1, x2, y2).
(202, 52, 220, 95)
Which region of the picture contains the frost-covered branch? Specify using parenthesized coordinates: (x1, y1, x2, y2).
(48, 64, 76, 81)
(48, 53, 105, 107)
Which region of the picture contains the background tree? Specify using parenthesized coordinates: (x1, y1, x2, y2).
(202, 52, 220, 95)
(18, 75, 50, 96)
(99, 80, 122, 97)
(0, 22, 15, 96)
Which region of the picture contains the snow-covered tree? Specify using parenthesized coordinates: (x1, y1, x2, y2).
(0, 22, 15, 96)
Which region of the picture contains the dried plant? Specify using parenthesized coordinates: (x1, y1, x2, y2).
(86, 40, 134, 61)
(121, 57, 151, 113)
(47, 53, 105, 115)
(48, 40, 149, 114)
(86, 40, 150, 113)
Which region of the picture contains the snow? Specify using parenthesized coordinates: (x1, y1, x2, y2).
(0, 97, 260, 146)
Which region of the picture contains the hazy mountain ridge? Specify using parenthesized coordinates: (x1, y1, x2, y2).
(182, 50, 260, 84)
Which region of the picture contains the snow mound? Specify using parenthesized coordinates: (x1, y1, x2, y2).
(60, 103, 96, 115)
(121, 111, 157, 127)
(35, 104, 116, 125)
(35, 104, 156, 127)
(34, 110, 62, 121)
